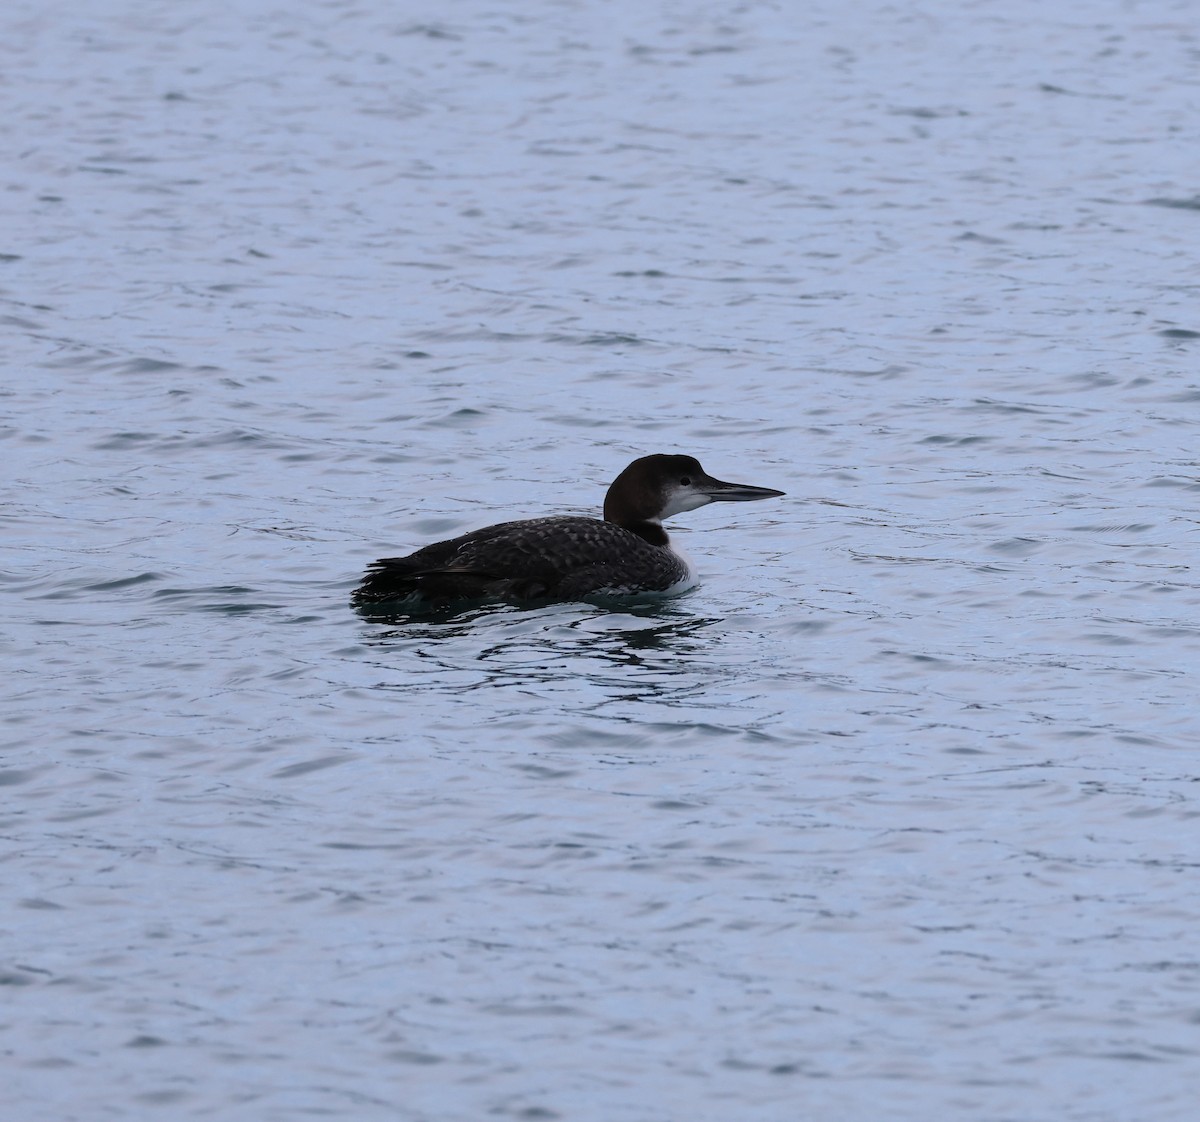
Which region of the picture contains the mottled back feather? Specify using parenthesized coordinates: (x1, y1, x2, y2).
(352, 516, 688, 606)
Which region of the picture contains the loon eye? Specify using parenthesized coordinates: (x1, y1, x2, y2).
(680, 475, 692, 486)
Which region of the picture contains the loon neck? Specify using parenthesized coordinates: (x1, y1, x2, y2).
(608, 516, 669, 548)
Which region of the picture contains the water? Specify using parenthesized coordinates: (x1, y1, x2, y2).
(4, 1, 1199, 1118)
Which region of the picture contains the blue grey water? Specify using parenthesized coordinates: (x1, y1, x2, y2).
(3, 1, 1198, 1118)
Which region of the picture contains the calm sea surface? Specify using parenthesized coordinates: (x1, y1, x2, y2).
(3, 1, 1199, 1119)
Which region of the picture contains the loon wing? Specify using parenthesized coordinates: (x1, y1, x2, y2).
(353, 516, 681, 605)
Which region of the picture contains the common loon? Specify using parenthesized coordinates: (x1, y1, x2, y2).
(351, 453, 784, 607)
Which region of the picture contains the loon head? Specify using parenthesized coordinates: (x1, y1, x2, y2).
(602, 454, 785, 540)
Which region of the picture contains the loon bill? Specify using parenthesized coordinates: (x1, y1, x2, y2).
(351, 453, 784, 607)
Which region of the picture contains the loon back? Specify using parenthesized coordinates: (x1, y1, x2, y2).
(352, 516, 690, 605)
(351, 453, 784, 608)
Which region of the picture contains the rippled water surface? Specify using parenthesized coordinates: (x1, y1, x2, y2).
(4, 1, 1199, 1119)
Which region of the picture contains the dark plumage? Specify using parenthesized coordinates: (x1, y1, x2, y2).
(353, 516, 689, 604)
(351, 453, 783, 609)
